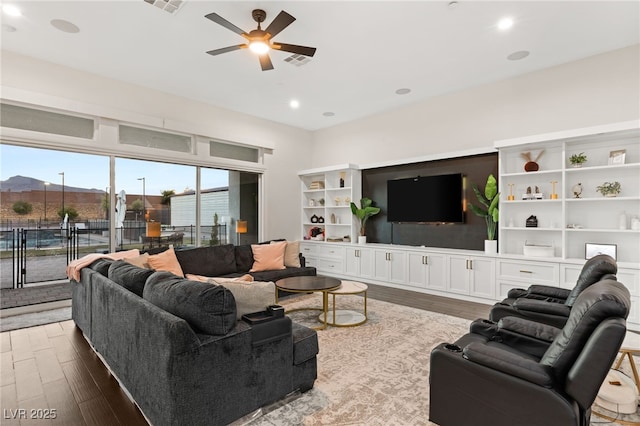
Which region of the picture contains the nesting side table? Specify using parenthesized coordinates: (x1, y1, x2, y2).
(324, 280, 368, 327)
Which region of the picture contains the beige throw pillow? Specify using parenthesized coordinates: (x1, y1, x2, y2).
(250, 241, 287, 272)
(147, 248, 184, 277)
(125, 253, 150, 269)
(273, 240, 301, 268)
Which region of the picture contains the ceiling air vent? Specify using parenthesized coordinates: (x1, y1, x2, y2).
(284, 53, 312, 67)
(143, 0, 185, 14)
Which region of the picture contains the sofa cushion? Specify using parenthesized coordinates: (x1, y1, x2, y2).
(148, 247, 184, 277)
(275, 240, 301, 268)
(175, 244, 237, 277)
(186, 274, 275, 319)
(250, 266, 317, 283)
(108, 260, 155, 297)
(143, 271, 237, 335)
(89, 258, 114, 276)
(234, 245, 254, 272)
(250, 241, 287, 272)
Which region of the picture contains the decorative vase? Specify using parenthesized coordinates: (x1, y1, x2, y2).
(571, 163, 583, 168)
(524, 161, 539, 172)
(358, 236, 367, 245)
(484, 240, 497, 255)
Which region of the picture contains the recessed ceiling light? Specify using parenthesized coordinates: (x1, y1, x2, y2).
(507, 50, 530, 61)
(289, 99, 300, 109)
(498, 17, 514, 31)
(323, 112, 335, 117)
(2, 5, 22, 17)
(51, 19, 80, 33)
(395, 88, 411, 95)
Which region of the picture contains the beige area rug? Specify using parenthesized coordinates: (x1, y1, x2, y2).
(252, 295, 470, 426)
(250, 294, 640, 426)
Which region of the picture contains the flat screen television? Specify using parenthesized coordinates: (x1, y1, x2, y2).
(387, 173, 465, 223)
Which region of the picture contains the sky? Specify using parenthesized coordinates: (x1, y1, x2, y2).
(0, 144, 229, 196)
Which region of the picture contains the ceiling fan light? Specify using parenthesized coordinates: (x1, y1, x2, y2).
(249, 41, 269, 55)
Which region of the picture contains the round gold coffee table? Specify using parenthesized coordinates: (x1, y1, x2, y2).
(322, 280, 368, 327)
(275, 275, 341, 330)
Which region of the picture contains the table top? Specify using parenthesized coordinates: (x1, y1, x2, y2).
(276, 275, 341, 292)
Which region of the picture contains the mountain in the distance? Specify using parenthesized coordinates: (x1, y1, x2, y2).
(0, 175, 105, 193)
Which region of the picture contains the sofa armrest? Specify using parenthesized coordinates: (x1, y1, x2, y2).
(242, 306, 292, 346)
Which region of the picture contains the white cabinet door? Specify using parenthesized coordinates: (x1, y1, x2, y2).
(408, 252, 446, 290)
(448, 255, 495, 299)
(469, 257, 495, 299)
(425, 252, 447, 291)
(344, 246, 373, 279)
(374, 249, 406, 284)
(358, 247, 374, 279)
(448, 255, 470, 295)
(344, 247, 360, 277)
(408, 252, 428, 288)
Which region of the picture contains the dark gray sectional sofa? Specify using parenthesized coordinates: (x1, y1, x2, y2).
(71, 242, 319, 426)
(174, 242, 317, 282)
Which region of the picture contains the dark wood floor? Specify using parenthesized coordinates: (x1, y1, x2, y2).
(0, 285, 491, 425)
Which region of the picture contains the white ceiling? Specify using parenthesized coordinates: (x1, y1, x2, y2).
(1, 1, 639, 131)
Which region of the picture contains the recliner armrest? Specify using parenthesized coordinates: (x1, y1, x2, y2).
(494, 317, 561, 358)
(462, 342, 553, 387)
(527, 285, 571, 301)
(513, 299, 572, 317)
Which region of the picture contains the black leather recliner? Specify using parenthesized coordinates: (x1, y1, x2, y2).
(429, 279, 630, 426)
(489, 254, 617, 327)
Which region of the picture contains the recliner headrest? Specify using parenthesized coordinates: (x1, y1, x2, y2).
(541, 279, 630, 383)
(565, 255, 617, 307)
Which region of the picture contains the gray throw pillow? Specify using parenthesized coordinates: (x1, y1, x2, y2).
(143, 272, 237, 335)
(108, 260, 154, 297)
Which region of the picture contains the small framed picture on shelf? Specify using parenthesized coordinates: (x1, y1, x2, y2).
(608, 149, 626, 165)
(585, 243, 617, 260)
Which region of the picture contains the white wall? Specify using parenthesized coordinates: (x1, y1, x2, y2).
(2, 46, 639, 242)
(0, 51, 314, 242)
(312, 45, 640, 169)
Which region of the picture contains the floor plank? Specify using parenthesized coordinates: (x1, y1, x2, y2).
(1, 382, 20, 426)
(61, 360, 101, 405)
(78, 396, 121, 426)
(13, 358, 43, 402)
(43, 378, 87, 426)
(34, 348, 65, 384)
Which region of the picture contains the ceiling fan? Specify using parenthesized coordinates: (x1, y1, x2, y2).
(205, 9, 317, 71)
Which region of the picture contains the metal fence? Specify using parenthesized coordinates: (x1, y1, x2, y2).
(0, 222, 228, 288)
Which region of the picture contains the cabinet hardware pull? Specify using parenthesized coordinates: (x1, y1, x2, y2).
(519, 270, 533, 274)
(469, 260, 473, 270)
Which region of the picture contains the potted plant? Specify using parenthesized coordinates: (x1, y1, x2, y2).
(569, 152, 587, 167)
(468, 174, 500, 254)
(596, 181, 621, 197)
(350, 197, 381, 244)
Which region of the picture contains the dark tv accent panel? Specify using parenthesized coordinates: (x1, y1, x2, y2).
(362, 153, 497, 250)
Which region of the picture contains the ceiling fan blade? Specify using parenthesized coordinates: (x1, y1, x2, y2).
(272, 43, 317, 57)
(206, 44, 246, 56)
(205, 12, 247, 36)
(259, 54, 274, 71)
(264, 10, 295, 38)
